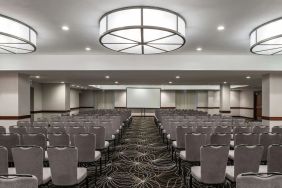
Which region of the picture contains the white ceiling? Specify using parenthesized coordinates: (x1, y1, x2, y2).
(1, 0, 282, 55)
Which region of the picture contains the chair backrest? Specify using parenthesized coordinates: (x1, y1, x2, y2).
(32, 122, 49, 128)
(22, 134, 47, 150)
(0, 126, 6, 134)
(48, 133, 70, 147)
(0, 133, 20, 162)
(17, 121, 32, 127)
(210, 133, 231, 146)
(259, 133, 281, 162)
(12, 146, 44, 185)
(88, 126, 105, 150)
(47, 146, 78, 186)
(272, 126, 282, 134)
(74, 133, 96, 162)
(214, 126, 232, 134)
(253, 126, 269, 134)
(9, 126, 27, 143)
(176, 126, 193, 149)
(185, 133, 206, 162)
(48, 126, 66, 134)
(28, 127, 48, 137)
(234, 133, 259, 146)
(234, 145, 264, 178)
(233, 126, 252, 137)
(68, 126, 86, 145)
(0, 146, 8, 174)
(200, 145, 229, 184)
(267, 144, 282, 173)
(0, 175, 38, 188)
(236, 173, 282, 188)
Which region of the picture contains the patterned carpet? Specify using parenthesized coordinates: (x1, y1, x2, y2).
(91, 117, 184, 188)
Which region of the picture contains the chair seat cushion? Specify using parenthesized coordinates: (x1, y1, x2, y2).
(77, 167, 87, 183)
(42, 168, 51, 184)
(172, 141, 177, 148)
(8, 167, 16, 174)
(162, 130, 166, 134)
(105, 141, 110, 148)
(160, 125, 163, 129)
(230, 140, 234, 148)
(228, 150, 234, 160)
(44, 151, 48, 160)
(119, 126, 122, 129)
(116, 130, 120, 134)
(167, 134, 171, 140)
(226, 166, 235, 182)
(112, 135, 115, 139)
(180, 150, 186, 160)
(191, 166, 201, 181)
(95, 151, 101, 161)
(259, 165, 267, 173)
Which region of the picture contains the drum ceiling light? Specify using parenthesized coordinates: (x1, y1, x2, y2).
(99, 6, 186, 55)
(250, 17, 282, 55)
(0, 14, 37, 54)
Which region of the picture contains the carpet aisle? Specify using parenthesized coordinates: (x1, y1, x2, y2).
(95, 117, 184, 188)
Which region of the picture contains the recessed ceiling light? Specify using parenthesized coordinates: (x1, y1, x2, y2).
(105, 75, 110, 79)
(196, 47, 202, 51)
(61, 25, 69, 31)
(60, 81, 65, 84)
(223, 81, 227, 84)
(176, 76, 180, 79)
(169, 81, 173, 84)
(115, 81, 119, 84)
(217, 25, 225, 31)
(246, 76, 251, 79)
(85, 47, 91, 51)
(35, 76, 40, 79)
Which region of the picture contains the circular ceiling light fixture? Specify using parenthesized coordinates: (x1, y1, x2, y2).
(0, 14, 37, 54)
(250, 17, 282, 55)
(99, 6, 186, 55)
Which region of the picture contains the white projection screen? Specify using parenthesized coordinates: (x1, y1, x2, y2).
(126, 88, 161, 108)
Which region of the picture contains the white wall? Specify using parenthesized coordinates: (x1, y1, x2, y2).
(161, 90, 175, 107)
(114, 90, 126, 107)
(208, 91, 220, 115)
(79, 91, 94, 107)
(32, 82, 43, 111)
(94, 91, 115, 109)
(175, 91, 197, 109)
(230, 91, 240, 116)
(197, 91, 208, 112)
(70, 89, 80, 108)
(240, 90, 254, 118)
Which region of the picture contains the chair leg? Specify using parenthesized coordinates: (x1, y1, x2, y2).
(189, 174, 192, 188)
(100, 157, 102, 175)
(86, 177, 89, 188)
(171, 147, 174, 161)
(95, 162, 97, 185)
(178, 158, 181, 174)
(108, 146, 110, 161)
(183, 166, 186, 185)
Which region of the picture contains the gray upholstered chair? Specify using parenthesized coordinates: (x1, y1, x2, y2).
(259, 133, 281, 162)
(232, 126, 252, 138)
(88, 126, 110, 162)
(9, 126, 27, 143)
(74, 134, 102, 176)
(12, 146, 51, 185)
(0, 146, 8, 174)
(267, 144, 282, 173)
(195, 126, 213, 144)
(272, 126, 282, 134)
(210, 133, 231, 146)
(32, 121, 49, 128)
(214, 126, 232, 134)
(0, 133, 20, 162)
(48, 126, 66, 134)
(28, 127, 48, 137)
(236, 173, 282, 188)
(48, 133, 70, 147)
(253, 126, 269, 134)
(17, 121, 32, 127)
(67, 126, 86, 145)
(47, 146, 88, 187)
(190, 145, 229, 187)
(0, 126, 6, 134)
(226, 145, 263, 185)
(0, 175, 38, 188)
(22, 134, 47, 150)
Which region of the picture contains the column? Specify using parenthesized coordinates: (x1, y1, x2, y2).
(262, 74, 282, 129)
(220, 83, 231, 115)
(208, 91, 220, 115)
(0, 73, 30, 127)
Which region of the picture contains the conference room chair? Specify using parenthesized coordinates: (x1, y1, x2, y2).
(253, 126, 269, 134)
(32, 121, 49, 128)
(229, 133, 259, 160)
(84, 122, 97, 131)
(0, 133, 20, 163)
(47, 146, 88, 187)
(195, 126, 213, 144)
(74, 133, 102, 178)
(11, 146, 51, 186)
(226, 145, 264, 187)
(28, 127, 48, 138)
(259, 133, 281, 163)
(232, 126, 252, 139)
(48, 133, 70, 147)
(68, 126, 87, 145)
(210, 133, 231, 146)
(265, 144, 282, 173)
(101, 121, 117, 146)
(0, 126, 5, 134)
(47, 126, 66, 134)
(272, 126, 282, 134)
(0, 146, 8, 174)
(236, 172, 282, 188)
(22, 134, 47, 150)
(17, 121, 32, 128)
(172, 126, 193, 161)
(9, 126, 27, 143)
(190, 145, 229, 188)
(0, 174, 38, 188)
(214, 126, 232, 134)
(179, 133, 207, 179)
(49, 122, 65, 128)
(88, 126, 110, 163)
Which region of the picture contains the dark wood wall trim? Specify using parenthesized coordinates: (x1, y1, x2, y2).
(196, 107, 254, 110)
(232, 107, 254, 110)
(70, 107, 80, 110)
(219, 110, 231, 113)
(31, 110, 70, 114)
(0, 115, 31, 120)
(232, 116, 254, 120)
(79, 107, 94, 109)
(261, 116, 282, 121)
(197, 107, 219, 109)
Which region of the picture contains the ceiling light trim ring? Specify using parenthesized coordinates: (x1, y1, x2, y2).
(250, 17, 282, 55)
(0, 14, 37, 54)
(99, 6, 186, 55)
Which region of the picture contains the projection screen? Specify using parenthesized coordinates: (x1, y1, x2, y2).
(126, 88, 161, 108)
